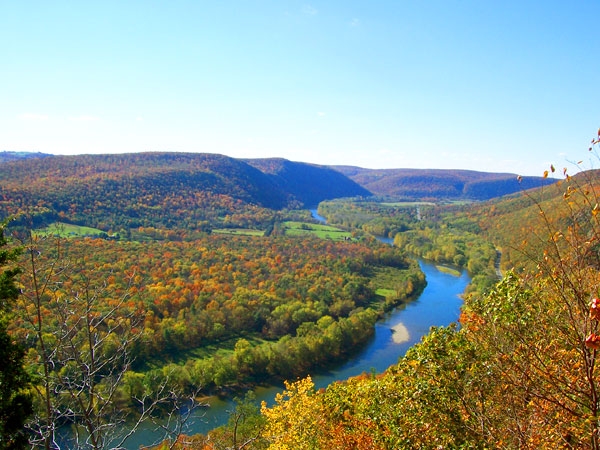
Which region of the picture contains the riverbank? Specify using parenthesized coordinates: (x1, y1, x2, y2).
(120, 259, 469, 448)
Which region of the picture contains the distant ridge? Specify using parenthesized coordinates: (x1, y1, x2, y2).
(0, 151, 555, 233)
(332, 166, 553, 200)
(0, 151, 52, 163)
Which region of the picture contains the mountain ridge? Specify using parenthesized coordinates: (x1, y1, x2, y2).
(331, 165, 553, 200)
(0, 153, 367, 230)
(0, 152, 552, 232)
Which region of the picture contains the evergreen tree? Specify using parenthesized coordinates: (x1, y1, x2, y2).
(0, 221, 32, 449)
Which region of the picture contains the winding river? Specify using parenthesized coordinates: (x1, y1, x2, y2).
(121, 213, 470, 448)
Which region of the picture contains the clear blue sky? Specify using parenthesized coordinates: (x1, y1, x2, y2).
(1, 1, 598, 175)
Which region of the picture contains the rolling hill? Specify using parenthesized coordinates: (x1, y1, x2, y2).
(332, 166, 553, 200)
(465, 169, 600, 271)
(0, 152, 554, 232)
(0, 153, 369, 230)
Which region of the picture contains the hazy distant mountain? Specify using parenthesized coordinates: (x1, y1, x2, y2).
(332, 166, 553, 200)
(0, 151, 52, 163)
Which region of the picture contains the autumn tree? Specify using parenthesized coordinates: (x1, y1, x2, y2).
(455, 131, 600, 448)
(260, 376, 326, 449)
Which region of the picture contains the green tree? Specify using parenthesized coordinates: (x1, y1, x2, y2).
(0, 221, 32, 449)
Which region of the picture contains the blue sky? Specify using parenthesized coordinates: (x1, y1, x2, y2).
(1, 1, 598, 175)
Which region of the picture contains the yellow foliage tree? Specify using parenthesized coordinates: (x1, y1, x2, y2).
(260, 376, 326, 449)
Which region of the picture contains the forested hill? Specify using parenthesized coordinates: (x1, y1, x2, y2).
(333, 166, 553, 200)
(0, 152, 555, 233)
(467, 169, 600, 271)
(246, 158, 371, 206)
(0, 152, 369, 230)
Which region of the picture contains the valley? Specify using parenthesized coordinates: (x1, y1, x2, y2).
(2, 151, 600, 448)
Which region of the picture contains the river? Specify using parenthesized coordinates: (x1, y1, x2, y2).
(120, 212, 470, 448)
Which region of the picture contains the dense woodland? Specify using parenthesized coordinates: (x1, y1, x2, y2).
(11, 232, 422, 387)
(3, 212, 424, 447)
(2, 142, 600, 449)
(0, 153, 548, 233)
(0, 153, 369, 232)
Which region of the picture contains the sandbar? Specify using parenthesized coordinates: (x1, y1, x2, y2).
(391, 322, 410, 344)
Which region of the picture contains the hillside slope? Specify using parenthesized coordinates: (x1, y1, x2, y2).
(246, 158, 371, 205)
(0, 153, 369, 230)
(333, 166, 553, 200)
(464, 170, 600, 271)
(0, 152, 556, 234)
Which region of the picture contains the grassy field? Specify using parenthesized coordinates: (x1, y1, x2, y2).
(142, 334, 267, 370)
(375, 288, 397, 298)
(34, 222, 107, 238)
(283, 221, 352, 240)
(380, 201, 435, 207)
(212, 228, 265, 236)
(370, 266, 406, 296)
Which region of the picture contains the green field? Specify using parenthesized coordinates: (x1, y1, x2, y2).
(34, 222, 108, 238)
(212, 228, 265, 236)
(283, 221, 352, 240)
(375, 288, 397, 298)
(380, 201, 435, 207)
(149, 334, 267, 368)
